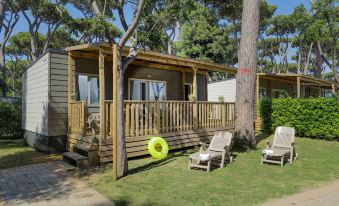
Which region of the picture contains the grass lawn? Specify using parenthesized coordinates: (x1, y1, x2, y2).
(0, 136, 62, 169)
(85, 136, 339, 206)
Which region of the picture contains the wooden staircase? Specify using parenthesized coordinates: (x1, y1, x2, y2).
(63, 143, 99, 168)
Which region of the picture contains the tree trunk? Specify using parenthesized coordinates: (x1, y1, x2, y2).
(235, 0, 260, 149)
(0, 46, 5, 97)
(30, 33, 38, 61)
(304, 43, 313, 75)
(0, 0, 7, 29)
(332, 44, 338, 83)
(297, 51, 301, 74)
(314, 48, 322, 78)
(116, 49, 128, 178)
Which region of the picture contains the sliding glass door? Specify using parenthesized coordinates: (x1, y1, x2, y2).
(129, 79, 166, 101)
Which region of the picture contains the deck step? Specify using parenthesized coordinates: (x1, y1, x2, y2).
(73, 144, 99, 167)
(63, 152, 89, 168)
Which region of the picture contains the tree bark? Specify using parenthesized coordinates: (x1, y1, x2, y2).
(0, 47, 5, 96)
(235, 0, 260, 149)
(0, 0, 7, 30)
(297, 51, 301, 74)
(304, 43, 313, 75)
(116, 49, 128, 177)
(314, 47, 322, 78)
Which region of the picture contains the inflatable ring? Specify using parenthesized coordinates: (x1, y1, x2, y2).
(148, 137, 169, 159)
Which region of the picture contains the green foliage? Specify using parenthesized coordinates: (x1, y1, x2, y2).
(260, 98, 339, 140)
(0, 101, 21, 136)
(176, 4, 235, 65)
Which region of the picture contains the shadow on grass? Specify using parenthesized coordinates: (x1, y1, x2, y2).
(256, 133, 271, 145)
(128, 150, 189, 176)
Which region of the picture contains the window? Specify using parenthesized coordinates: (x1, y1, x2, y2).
(77, 74, 99, 105)
(129, 79, 166, 100)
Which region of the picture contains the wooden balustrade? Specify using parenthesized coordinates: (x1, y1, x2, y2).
(69, 101, 86, 135)
(124, 101, 235, 137)
(69, 100, 235, 137)
(105, 100, 113, 137)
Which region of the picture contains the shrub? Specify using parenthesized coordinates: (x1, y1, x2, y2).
(260, 98, 339, 140)
(0, 101, 21, 136)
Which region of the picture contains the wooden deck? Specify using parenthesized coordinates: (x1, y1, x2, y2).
(67, 100, 235, 163)
(67, 126, 234, 163)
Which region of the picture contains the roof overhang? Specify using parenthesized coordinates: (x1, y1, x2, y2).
(65, 43, 237, 74)
(257, 73, 338, 88)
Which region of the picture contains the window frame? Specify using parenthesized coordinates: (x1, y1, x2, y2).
(128, 78, 167, 100)
(77, 73, 100, 106)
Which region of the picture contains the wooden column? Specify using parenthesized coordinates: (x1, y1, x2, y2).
(297, 76, 301, 98)
(268, 79, 272, 98)
(99, 48, 106, 141)
(192, 67, 197, 98)
(192, 66, 198, 129)
(256, 75, 260, 116)
(67, 52, 73, 131)
(182, 71, 185, 100)
(332, 84, 336, 94)
(317, 85, 321, 97)
(112, 44, 118, 181)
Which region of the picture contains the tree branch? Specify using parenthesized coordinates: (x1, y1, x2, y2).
(118, 0, 145, 48)
(115, 0, 128, 31)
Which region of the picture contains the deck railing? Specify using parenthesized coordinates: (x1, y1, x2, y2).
(69, 101, 86, 135)
(69, 100, 235, 138)
(124, 100, 235, 137)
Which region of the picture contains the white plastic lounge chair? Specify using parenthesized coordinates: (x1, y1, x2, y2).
(261, 126, 298, 167)
(189, 131, 233, 172)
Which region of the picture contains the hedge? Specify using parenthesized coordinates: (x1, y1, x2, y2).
(0, 101, 21, 137)
(260, 98, 339, 140)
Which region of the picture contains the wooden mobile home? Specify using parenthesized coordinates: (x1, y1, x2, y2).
(22, 43, 237, 163)
(208, 73, 338, 131)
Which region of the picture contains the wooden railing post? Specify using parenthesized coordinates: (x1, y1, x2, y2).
(155, 100, 161, 134)
(192, 66, 198, 129)
(297, 76, 301, 98)
(222, 103, 226, 127)
(99, 47, 106, 141)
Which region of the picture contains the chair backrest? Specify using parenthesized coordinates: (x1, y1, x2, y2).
(272, 126, 295, 148)
(208, 131, 233, 152)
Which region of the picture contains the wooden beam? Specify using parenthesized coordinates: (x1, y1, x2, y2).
(68, 52, 73, 131)
(192, 66, 198, 129)
(256, 75, 260, 116)
(192, 66, 197, 98)
(259, 75, 295, 85)
(130, 61, 208, 75)
(99, 48, 106, 141)
(112, 44, 118, 181)
(317, 85, 321, 97)
(297, 76, 301, 98)
(268, 79, 272, 98)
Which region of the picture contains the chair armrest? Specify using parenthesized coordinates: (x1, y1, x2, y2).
(266, 140, 271, 148)
(199, 142, 209, 151)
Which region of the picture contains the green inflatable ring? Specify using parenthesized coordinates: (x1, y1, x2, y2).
(148, 137, 169, 159)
